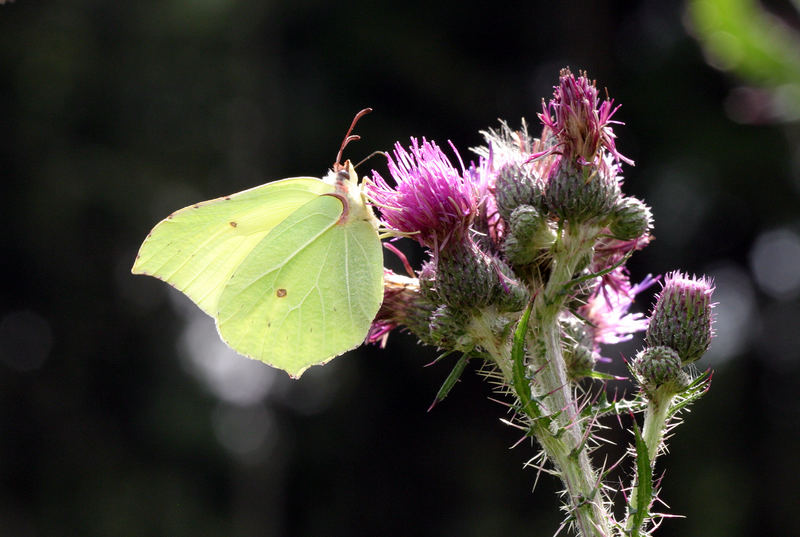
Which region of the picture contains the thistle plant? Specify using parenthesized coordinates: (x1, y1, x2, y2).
(366, 69, 716, 537)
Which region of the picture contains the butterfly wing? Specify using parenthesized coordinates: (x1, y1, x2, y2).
(132, 177, 334, 316)
(216, 193, 384, 377)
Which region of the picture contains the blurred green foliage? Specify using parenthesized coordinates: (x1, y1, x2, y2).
(689, 0, 800, 120)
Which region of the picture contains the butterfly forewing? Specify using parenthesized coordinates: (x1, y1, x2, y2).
(132, 177, 333, 315)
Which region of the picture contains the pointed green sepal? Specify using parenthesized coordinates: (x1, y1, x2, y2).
(429, 354, 470, 410)
(667, 368, 713, 418)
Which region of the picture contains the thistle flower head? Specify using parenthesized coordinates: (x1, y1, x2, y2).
(610, 196, 653, 240)
(494, 164, 545, 222)
(435, 238, 502, 310)
(463, 156, 504, 247)
(368, 138, 478, 251)
(544, 158, 621, 225)
(633, 345, 689, 394)
(645, 271, 716, 365)
(538, 68, 632, 167)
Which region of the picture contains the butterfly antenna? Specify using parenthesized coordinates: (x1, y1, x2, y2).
(354, 150, 388, 170)
(335, 108, 373, 171)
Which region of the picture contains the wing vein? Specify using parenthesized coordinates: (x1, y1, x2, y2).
(233, 208, 338, 297)
(267, 231, 337, 361)
(344, 230, 354, 328)
(348, 225, 374, 320)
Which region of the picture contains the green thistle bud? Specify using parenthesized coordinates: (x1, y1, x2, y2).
(492, 257, 530, 312)
(503, 205, 556, 266)
(494, 164, 544, 221)
(436, 239, 498, 310)
(545, 160, 620, 225)
(633, 346, 688, 392)
(645, 271, 715, 365)
(561, 317, 597, 380)
(436, 239, 529, 312)
(428, 304, 473, 350)
(402, 296, 439, 347)
(609, 196, 653, 240)
(566, 344, 596, 380)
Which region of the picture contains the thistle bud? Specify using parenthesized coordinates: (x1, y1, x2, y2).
(436, 240, 498, 310)
(609, 196, 653, 240)
(503, 205, 556, 266)
(492, 257, 530, 312)
(566, 344, 596, 380)
(645, 271, 715, 365)
(436, 239, 529, 312)
(428, 304, 473, 350)
(561, 317, 597, 380)
(545, 160, 620, 226)
(494, 164, 544, 221)
(633, 346, 688, 392)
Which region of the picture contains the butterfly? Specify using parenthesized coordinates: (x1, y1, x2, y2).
(132, 110, 384, 378)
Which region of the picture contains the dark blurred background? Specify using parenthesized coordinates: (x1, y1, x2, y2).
(2, 0, 799, 536)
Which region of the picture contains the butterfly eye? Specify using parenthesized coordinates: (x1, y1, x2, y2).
(336, 169, 350, 183)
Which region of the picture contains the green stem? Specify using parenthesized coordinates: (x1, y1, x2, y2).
(474, 224, 613, 536)
(625, 389, 676, 535)
(525, 226, 611, 537)
(642, 393, 673, 458)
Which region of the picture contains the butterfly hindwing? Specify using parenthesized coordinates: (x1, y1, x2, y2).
(216, 193, 383, 377)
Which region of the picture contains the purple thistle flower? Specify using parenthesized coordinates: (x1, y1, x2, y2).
(537, 68, 633, 167)
(580, 273, 655, 346)
(367, 138, 479, 251)
(366, 319, 395, 348)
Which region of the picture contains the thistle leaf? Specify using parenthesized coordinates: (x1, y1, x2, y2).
(512, 300, 541, 419)
(631, 420, 653, 536)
